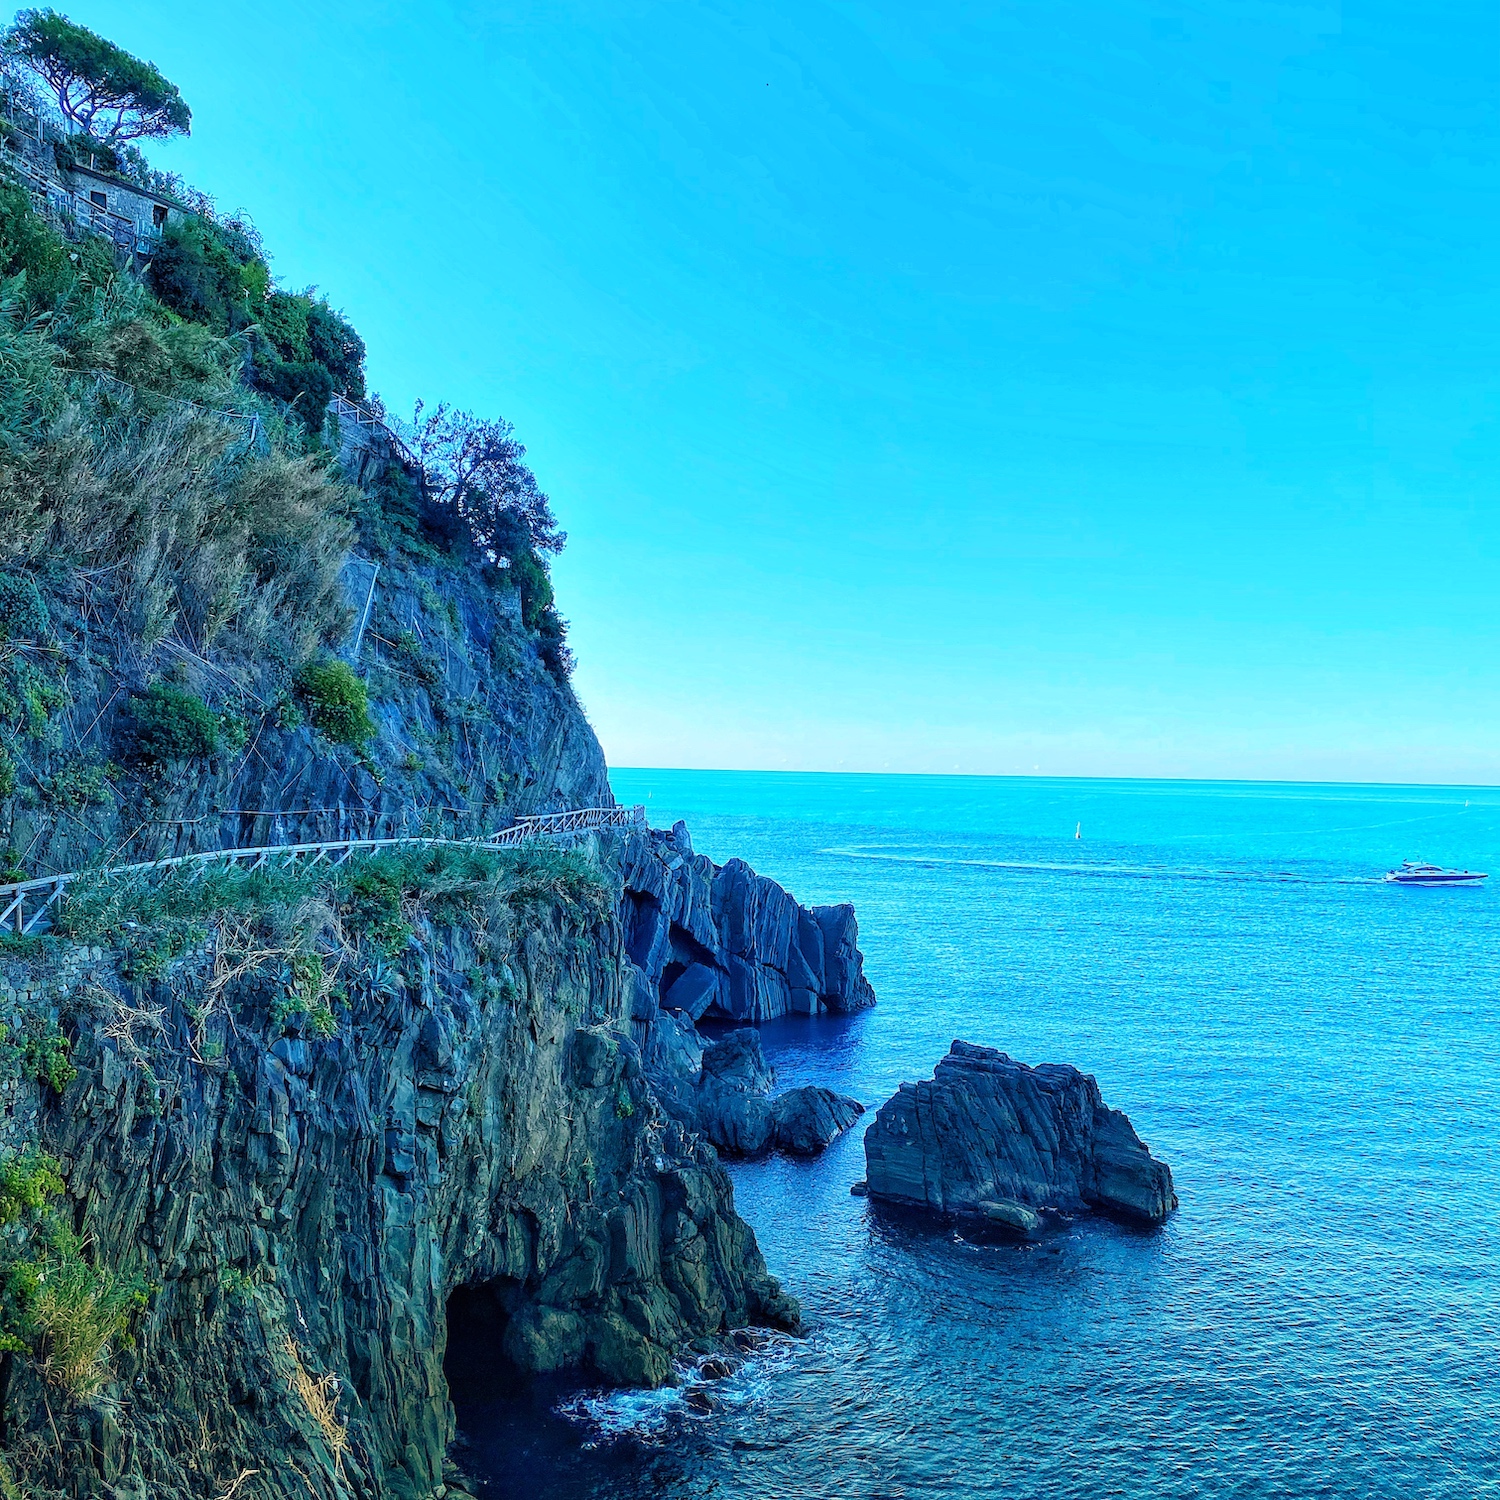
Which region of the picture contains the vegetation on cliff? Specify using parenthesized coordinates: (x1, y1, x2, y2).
(0, 7, 601, 890)
(0, 1150, 146, 1401)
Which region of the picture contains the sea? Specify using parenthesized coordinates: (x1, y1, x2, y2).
(452, 771, 1500, 1499)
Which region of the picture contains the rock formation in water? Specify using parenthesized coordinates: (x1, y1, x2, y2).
(621, 822, 877, 1023)
(695, 1028, 864, 1156)
(642, 1024, 864, 1157)
(862, 1041, 1177, 1229)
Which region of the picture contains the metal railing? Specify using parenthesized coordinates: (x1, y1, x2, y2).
(503, 806, 645, 839)
(328, 393, 419, 470)
(0, 805, 647, 935)
(1, 146, 158, 254)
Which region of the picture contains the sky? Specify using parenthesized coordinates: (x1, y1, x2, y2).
(78, 1, 1500, 783)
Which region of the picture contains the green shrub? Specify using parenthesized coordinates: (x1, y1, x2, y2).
(505, 542, 554, 631)
(0, 1153, 63, 1228)
(392, 630, 441, 687)
(252, 351, 334, 433)
(0, 746, 14, 799)
(218, 708, 249, 753)
(0, 1017, 77, 1095)
(0, 179, 86, 312)
(145, 217, 268, 336)
(125, 683, 220, 761)
(18, 1247, 118, 1393)
(26, 1024, 74, 1095)
(295, 659, 375, 748)
(0, 662, 65, 739)
(37, 753, 113, 811)
(271, 952, 339, 1038)
(497, 843, 611, 918)
(252, 288, 366, 418)
(0, 573, 48, 642)
(536, 610, 574, 681)
(342, 860, 411, 955)
(273, 694, 305, 730)
(2, 1222, 147, 1398)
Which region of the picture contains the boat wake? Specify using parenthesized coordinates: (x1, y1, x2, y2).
(824, 846, 1378, 885)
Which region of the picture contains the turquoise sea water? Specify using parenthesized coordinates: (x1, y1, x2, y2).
(456, 771, 1500, 1499)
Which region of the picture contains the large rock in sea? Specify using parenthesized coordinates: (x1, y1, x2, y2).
(863, 1041, 1176, 1227)
(771, 1086, 866, 1155)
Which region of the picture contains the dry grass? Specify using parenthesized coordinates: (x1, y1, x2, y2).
(213, 1468, 260, 1500)
(0, 395, 353, 664)
(29, 1239, 139, 1399)
(94, 986, 167, 1064)
(282, 1337, 349, 1478)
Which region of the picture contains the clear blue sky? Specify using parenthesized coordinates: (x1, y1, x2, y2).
(85, 2, 1500, 782)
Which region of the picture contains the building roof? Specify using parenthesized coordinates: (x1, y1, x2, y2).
(66, 161, 185, 212)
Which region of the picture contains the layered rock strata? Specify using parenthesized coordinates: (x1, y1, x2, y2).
(621, 822, 877, 1023)
(0, 884, 799, 1500)
(862, 1041, 1177, 1228)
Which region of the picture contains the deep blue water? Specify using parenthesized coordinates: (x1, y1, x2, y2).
(455, 772, 1500, 1499)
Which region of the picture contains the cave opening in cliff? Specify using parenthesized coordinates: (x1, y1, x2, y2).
(444, 1281, 530, 1404)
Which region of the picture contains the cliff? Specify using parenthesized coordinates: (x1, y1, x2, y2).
(0, 840, 799, 1500)
(862, 1041, 1177, 1230)
(0, 78, 875, 1500)
(3, 451, 609, 881)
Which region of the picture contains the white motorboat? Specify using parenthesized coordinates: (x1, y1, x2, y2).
(1383, 860, 1488, 887)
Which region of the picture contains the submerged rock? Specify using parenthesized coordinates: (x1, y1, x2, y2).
(863, 1040, 1177, 1226)
(978, 1199, 1042, 1236)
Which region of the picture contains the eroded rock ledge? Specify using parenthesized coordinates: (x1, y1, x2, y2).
(862, 1041, 1177, 1230)
(621, 822, 877, 1023)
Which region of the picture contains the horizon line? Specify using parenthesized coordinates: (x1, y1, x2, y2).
(607, 766, 1500, 793)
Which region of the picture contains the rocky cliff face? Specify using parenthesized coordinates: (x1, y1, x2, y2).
(863, 1041, 1177, 1230)
(0, 840, 799, 1500)
(5, 469, 608, 884)
(621, 822, 876, 1023)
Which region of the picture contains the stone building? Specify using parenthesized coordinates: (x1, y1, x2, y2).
(0, 100, 190, 256)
